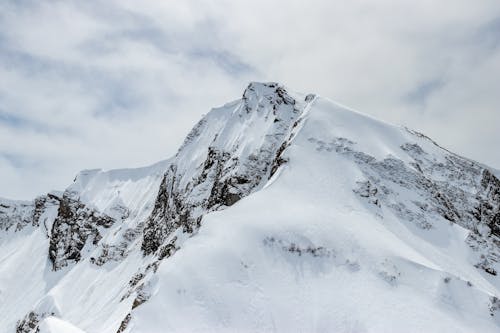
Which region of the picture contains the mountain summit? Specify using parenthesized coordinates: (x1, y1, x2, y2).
(1, 82, 500, 333)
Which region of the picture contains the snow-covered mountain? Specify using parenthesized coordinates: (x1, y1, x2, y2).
(1, 82, 500, 333)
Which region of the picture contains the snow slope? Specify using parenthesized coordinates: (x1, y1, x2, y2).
(0, 160, 169, 332)
(1, 82, 499, 333)
(39, 316, 87, 333)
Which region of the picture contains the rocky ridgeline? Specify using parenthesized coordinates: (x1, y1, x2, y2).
(3, 82, 313, 270)
(5, 83, 316, 333)
(141, 82, 314, 256)
(1, 82, 499, 332)
(2, 82, 498, 280)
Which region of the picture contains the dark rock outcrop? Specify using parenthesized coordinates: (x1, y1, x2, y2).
(48, 192, 115, 270)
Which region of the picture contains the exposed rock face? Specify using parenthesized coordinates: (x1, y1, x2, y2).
(16, 311, 48, 333)
(1, 189, 119, 271)
(309, 132, 500, 236)
(1, 192, 116, 271)
(141, 82, 314, 255)
(478, 169, 500, 237)
(116, 313, 131, 333)
(48, 192, 115, 270)
(0, 199, 35, 231)
(308, 131, 500, 275)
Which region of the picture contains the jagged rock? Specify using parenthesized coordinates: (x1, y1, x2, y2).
(15, 311, 52, 333)
(48, 192, 115, 270)
(90, 242, 127, 266)
(116, 314, 131, 333)
(141, 82, 313, 255)
(477, 170, 500, 237)
(0, 199, 34, 231)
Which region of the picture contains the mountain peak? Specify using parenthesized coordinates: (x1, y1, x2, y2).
(2, 83, 500, 333)
(242, 81, 298, 113)
(242, 81, 282, 97)
(141, 82, 315, 255)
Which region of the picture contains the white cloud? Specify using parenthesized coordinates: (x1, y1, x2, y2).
(0, 0, 499, 199)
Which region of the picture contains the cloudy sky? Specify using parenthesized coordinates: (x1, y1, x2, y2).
(1, 0, 499, 199)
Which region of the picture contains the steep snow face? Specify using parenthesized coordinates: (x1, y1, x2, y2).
(1, 82, 500, 333)
(68, 159, 170, 220)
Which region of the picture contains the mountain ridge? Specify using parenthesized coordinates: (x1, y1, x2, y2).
(1, 82, 499, 333)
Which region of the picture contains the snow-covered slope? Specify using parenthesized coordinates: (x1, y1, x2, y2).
(1, 82, 499, 333)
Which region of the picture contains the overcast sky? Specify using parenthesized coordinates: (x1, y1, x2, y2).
(1, 0, 499, 199)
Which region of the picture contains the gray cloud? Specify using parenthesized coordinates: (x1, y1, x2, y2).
(405, 78, 446, 107)
(0, 0, 499, 199)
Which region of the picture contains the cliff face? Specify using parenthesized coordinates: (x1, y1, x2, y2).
(1, 82, 500, 333)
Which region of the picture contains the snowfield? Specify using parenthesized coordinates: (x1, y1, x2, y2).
(1, 82, 499, 332)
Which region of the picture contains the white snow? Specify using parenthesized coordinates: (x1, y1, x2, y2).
(39, 316, 86, 333)
(130, 93, 500, 332)
(1, 82, 499, 332)
(68, 159, 170, 221)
